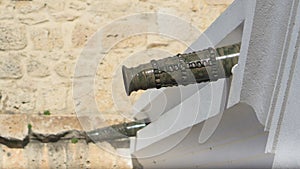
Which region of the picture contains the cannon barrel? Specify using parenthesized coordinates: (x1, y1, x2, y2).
(122, 43, 241, 95)
(86, 120, 148, 142)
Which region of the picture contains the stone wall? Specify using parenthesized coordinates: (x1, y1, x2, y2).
(0, 0, 232, 168)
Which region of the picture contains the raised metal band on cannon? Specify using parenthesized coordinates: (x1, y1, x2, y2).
(122, 43, 241, 96)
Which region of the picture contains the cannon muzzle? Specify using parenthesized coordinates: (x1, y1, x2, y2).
(122, 43, 241, 95)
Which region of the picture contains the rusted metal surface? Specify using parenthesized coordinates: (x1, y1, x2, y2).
(122, 43, 240, 95)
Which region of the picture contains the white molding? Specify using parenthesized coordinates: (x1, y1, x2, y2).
(133, 79, 229, 152)
(130, 0, 300, 168)
(265, 0, 300, 162)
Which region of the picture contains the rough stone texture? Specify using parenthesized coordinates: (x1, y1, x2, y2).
(1, 145, 27, 169)
(0, 0, 232, 168)
(54, 60, 75, 78)
(0, 141, 132, 169)
(27, 59, 51, 77)
(0, 8, 14, 20)
(205, 0, 234, 5)
(0, 24, 27, 51)
(18, 13, 49, 25)
(0, 53, 24, 79)
(0, 87, 36, 113)
(14, 1, 46, 14)
(69, 1, 87, 11)
(30, 27, 64, 51)
(36, 86, 68, 111)
(28, 115, 82, 134)
(44, 0, 65, 13)
(51, 11, 79, 22)
(72, 22, 96, 48)
(0, 114, 28, 140)
(87, 143, 132, 169)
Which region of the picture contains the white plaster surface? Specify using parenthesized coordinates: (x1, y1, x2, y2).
(131, 0, 300, 168)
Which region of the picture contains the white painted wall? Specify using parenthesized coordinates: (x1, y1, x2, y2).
(131, 0, 300, 168)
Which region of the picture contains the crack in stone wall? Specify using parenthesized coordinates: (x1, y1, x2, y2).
(0, 135, 29, 149)
(0, 128, 130, 149)
(0, 129, 86, 149)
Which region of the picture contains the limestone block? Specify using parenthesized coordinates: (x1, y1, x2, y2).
(89, 0, 131, 14)
(0, 141, 131, 169)
(72, 22, 96, 48)
(51, 11, 79, 22)
(22, 141, 131, 169)
(146, 34, 187, 54)
(0, 23, 27, 50)
(54, 60, 75, 78)
(28, 143, 86, 169)
(14, 78, 38, 96)
(86, 13, 108, 26)
(95, 89, 114, 113)
(24, 143, 49, 169)
(27, 59, 50, 77)
(36, 86, 67, 111)
(1, 145, 27, 169)
(14, 1, 46, 14)
(0, 8, 14, 20)
(87, 143, 116, 168)
(65, 50, 80, 60)
(116, 34, 148, 49)
(76, 115, 108, 132)
(87, 143, 131, 169)
(45, 51, 63, 61)
(45, 0, 65, 12)
(0, 114, 28, 139)
(69, 1, 87, 11)
(47, 143, 68, 168)
(65, 142, 89, 168)
(28, 115, 82, 134)
(0, 53, 24, 79)
(30, 27, 64, 51)
(93, 36, 148, 115)
(0, 88, 36, 113)
(18, 13, 49, 25)
(127, 0, 154, 13)
(16, 92, 36, 112)
(205, 0, 234, 5)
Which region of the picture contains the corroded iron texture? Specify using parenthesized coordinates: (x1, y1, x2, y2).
(123, 43, 240, 95)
